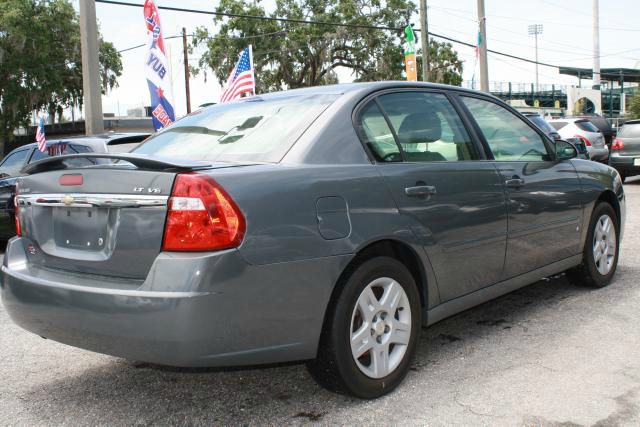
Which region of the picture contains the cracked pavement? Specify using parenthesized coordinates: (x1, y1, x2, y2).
(2, 181, 640, 425)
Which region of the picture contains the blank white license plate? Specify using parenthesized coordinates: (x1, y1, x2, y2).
(634, 158, 640, 166)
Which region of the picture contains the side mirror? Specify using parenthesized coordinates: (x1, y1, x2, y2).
(555, 139, 578, 160)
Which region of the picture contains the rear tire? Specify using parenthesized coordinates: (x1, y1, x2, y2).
(307, 256, 421, 398)
(567, 202, 619, 288)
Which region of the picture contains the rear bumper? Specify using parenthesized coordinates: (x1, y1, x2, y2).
(609, 154, 640, 176)
(588, 146, 609, 161)
(1, 238, 350, 367)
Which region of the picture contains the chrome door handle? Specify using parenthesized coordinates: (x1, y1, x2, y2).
(405, 185, 437, 197)
(504, 176, 525, 188)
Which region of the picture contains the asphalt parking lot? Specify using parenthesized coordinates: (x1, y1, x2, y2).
(1, 182, 640, 426)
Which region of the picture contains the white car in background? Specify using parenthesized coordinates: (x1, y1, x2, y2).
(547, 118, 609, 162)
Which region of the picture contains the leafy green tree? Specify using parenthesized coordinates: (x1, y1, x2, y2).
(0, 0, 122, 153)
(192, 0, 463, 93)
(628, 95, 640, 119)
(417, 39, 463, 86)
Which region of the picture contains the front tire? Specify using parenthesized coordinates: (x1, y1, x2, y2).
(307, 256, 421, 398)
(568, 202, 619, 288)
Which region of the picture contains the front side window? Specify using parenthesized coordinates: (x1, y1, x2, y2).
(375, 92, 477, 162)
(133, 94, 338, 163)
(0, 149, 29, 177)
(462, 96, 550, 161)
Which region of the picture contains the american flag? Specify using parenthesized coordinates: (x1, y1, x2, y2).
(35, 117, 46, 153)
(219, 46, 255, 103)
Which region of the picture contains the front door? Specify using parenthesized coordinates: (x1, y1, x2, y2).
(459, 95, 583, 279)
(355, 90, 508, 302)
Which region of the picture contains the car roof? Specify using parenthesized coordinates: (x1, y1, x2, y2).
(623, 119, 640, 126)
(232, 81, 500, 103)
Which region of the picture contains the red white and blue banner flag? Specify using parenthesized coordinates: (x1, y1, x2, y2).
(220, 46, 255, 103)
(143, 0, 175, 130)
(35, 117, 46, 153)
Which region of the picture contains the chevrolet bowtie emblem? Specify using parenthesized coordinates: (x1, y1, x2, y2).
(63, 195, 74, 206)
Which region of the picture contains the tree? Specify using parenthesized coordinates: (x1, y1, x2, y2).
(0, 0, 122, 154)
(628, 95, 640, 119)
(416, 39, 463, 86)
(192, 0, 463, 94)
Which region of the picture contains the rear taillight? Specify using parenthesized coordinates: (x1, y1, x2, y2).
(612, 138, 624, 150)
(575, 135, 591, 147)
(14, 182, 21, 236)
(162, 173, 245, 251)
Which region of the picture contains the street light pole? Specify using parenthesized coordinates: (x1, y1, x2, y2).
(528, 24, 543, 93)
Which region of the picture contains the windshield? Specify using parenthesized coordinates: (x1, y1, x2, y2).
(618, 123, 640, 138)
(527, 116, 557, 134)
(575, 120, 600, 133)
(133, 94, 338, 163)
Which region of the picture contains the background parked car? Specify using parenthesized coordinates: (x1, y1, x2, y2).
(548, 118, 609, 162)
(572, 114, 614, 147)
(609, 119, 640, 181)
(0, 133, 149, 240)
(523, 113, 589, 159)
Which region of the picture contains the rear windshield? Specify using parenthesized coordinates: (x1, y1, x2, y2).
(133, 94, 338, 163)
(618, 123, 640, 138)
(549, 121, 567, 130)
(527, 116, 557, 134)
(575, 120, 600, 132)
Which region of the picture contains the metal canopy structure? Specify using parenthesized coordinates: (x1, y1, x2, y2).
(559, 67, 640, 83)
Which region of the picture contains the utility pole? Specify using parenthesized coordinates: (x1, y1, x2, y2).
(182, 28, 192, 114)
(528, 24, 543, 92)
(419, 0, 430, 82)
(79, 0, 104, 135)
(592, 0, 601, 89)
(477, 0, 489, 92)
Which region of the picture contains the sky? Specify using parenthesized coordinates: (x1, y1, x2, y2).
(71, 0, 640, 119)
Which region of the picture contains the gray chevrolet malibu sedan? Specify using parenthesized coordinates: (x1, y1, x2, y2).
(1, 82, 625, 398)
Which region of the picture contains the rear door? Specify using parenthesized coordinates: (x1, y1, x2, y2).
(459, 95, 583, 279)
(356, 90, 508, 302)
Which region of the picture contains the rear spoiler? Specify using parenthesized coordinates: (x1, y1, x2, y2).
(22, 153, 212, 175)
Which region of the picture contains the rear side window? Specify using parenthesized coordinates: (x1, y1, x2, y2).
(133, 94, 338, 163)
(462, 96, 550, 161)
(575, 120, 599, 132)
(372, 92, 477, 162)
(357, 102, 401, 162)
(618, 124, 640, 138)
(549, 121, 567, 130)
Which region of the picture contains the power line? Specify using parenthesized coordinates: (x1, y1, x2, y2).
(97, 0, 607, 73)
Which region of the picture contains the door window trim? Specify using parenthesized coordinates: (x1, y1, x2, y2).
(352, 88, 489, 163)
(455, 93, 556, 162)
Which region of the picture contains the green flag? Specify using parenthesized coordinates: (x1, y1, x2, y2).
(404, 25, 416, 55)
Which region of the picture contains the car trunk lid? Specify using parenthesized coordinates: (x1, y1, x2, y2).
(16, 155, 250, 279)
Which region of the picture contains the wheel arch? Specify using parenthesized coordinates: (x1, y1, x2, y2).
(597, 189, 621, 230)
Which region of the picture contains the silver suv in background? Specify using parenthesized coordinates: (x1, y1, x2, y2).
(548, 118, 608, 162)
(609, 119, 640, 181)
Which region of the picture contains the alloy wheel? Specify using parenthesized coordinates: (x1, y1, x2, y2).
(592, 214, 617, 276)
(350, 277, 412, 379)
